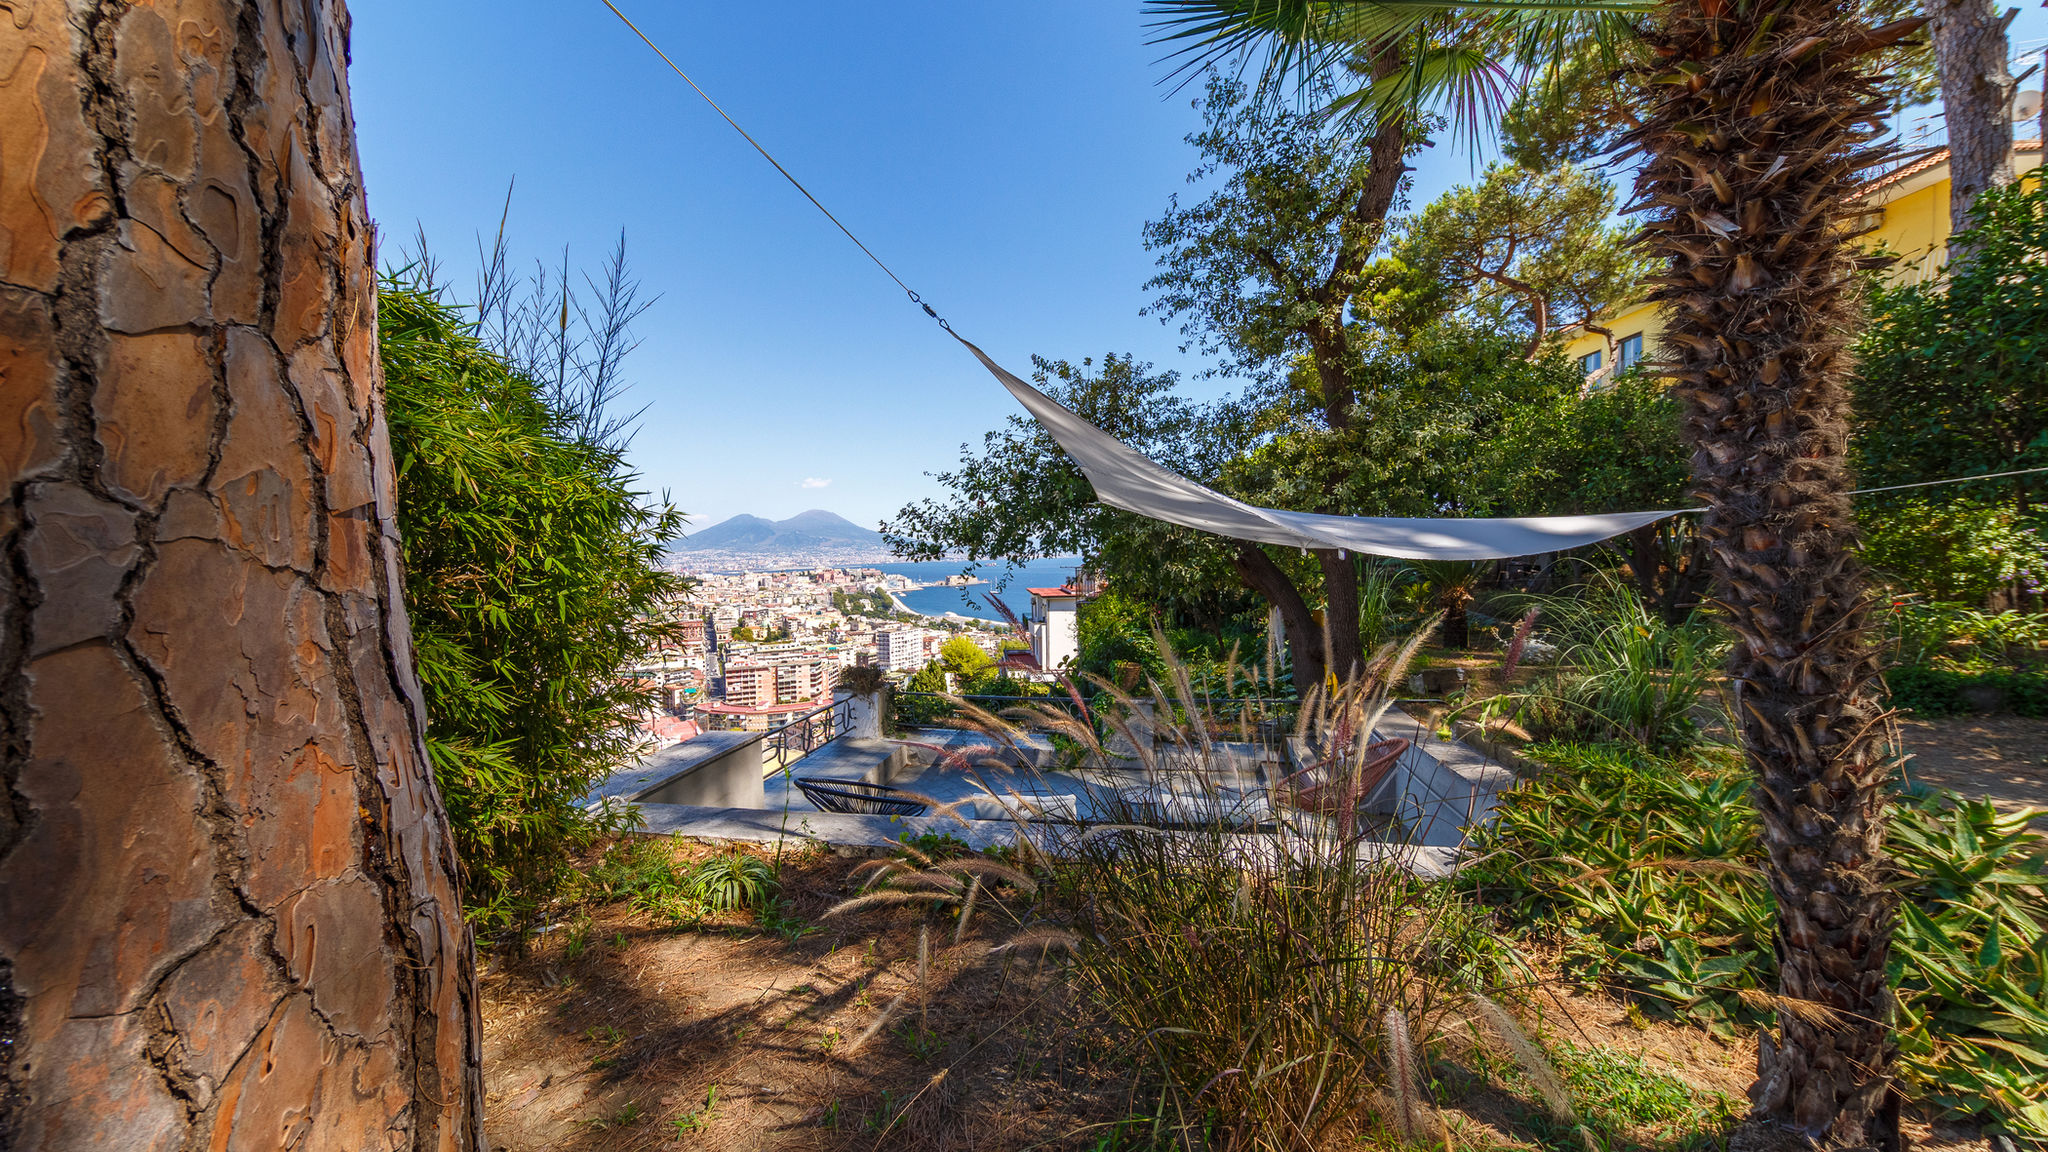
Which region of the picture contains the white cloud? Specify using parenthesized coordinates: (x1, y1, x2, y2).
(800, 477, 832, 489)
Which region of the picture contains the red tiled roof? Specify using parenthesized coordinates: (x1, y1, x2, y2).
(1856, 139, 2042, 199)
(1027, 586, 1081, 598)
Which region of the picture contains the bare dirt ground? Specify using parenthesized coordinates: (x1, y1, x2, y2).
(477, 842, 1992, 1152)
(479, 844, 1129, 1152)
(1898, 715, 2048, 828)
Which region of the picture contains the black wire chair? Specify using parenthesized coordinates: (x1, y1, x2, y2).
(794, 778, 928, 817)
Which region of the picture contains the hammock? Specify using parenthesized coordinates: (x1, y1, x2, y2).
(953, 334, 1685, 562)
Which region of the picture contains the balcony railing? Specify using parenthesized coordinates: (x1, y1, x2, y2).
(894, 691, 1088, 730)
(764, 694, 855, 768)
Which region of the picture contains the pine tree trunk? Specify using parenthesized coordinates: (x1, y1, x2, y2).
(1628, 2, 1914, 1144)
(0, 1, 484, 1148)
(1925, 0, 2014, 240)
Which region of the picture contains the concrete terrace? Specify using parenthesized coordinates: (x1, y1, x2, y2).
(581, 705, 1524, 873)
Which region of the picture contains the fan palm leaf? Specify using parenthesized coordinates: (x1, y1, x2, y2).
(1146, 0, 1648, 147)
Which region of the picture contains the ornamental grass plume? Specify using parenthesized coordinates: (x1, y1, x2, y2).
(937, 619, 1520, 1150)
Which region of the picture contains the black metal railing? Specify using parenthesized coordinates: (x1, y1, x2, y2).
(764, 694, 855, 766)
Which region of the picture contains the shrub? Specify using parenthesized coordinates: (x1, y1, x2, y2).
(1861, 499, 2048, 607)
(1877, 600, 2048, 671)
(382, 268, 685, 930)
(1873, 599, 2048, 715)
(1854, 173, 2048, 528)
(580, 837, 702, 923)
(1885, 666, 2048, 718)
(1477, 575, 1726, 752)
(1463, 742, 2048, 1140)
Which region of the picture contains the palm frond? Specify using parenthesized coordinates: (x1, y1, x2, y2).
(1145, 0, 1650, 142)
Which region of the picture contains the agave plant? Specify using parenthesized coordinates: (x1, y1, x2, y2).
(683, 850, 778, 913)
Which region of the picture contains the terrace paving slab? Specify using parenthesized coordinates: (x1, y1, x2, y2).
(767, 736, 898, 786)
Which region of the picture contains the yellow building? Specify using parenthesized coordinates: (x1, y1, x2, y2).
(1561, 138, 2043, 382)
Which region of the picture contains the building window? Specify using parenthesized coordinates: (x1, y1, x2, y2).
(1618, 333, 1645, 369)
(1578, 349, 1603, 374)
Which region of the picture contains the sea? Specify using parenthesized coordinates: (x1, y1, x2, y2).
(876, 558, 1083, 623)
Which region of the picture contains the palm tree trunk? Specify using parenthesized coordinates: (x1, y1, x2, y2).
(1628, 3, 1918, 1144)
(1441, 603, 1470, 651)
(0, 1, 483, 1147)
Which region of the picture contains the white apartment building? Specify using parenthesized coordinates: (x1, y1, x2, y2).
(1028, 585, 1084, 673)
(876, 628, 930, 673)
(775, 660, 833, 704)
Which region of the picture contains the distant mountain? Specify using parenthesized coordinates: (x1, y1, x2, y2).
(674, 510, 889, 556)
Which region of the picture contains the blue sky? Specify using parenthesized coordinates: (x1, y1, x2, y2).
(348, 1, 1485, 533)
(349, 2, 2048, 535)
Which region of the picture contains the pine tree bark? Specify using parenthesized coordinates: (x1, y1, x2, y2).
(1627, 3, 1920, 1145)
(0, 0, 484, 1148)
(1925, 0, 2014, 238)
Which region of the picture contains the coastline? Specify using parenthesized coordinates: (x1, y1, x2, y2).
(887, 588, 995, 627)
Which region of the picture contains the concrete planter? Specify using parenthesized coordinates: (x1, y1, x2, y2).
(841, 686, 885, 740)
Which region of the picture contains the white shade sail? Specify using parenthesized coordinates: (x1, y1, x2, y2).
(955, 335, 1688, 562)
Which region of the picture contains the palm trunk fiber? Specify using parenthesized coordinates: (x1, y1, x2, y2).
(0, 1, 484, 1148)
(1627, 1, 1913, 1145)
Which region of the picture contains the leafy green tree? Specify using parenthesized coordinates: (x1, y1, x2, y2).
(1499, 39, 1638, 171)
(885, 353, 1205, 566)
(938, 635, 995, 677)
(904, 662, 948, 695)
(1400, 163, 1652, 357)
(382, 269, 685, 929)
(1223, 322, 1589, 522)
(883, 354, 1263, 663)
(1479, 371, 1699, 615)
(1855, 172, 2048, 518)
(1144, 75, 1448, 682)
